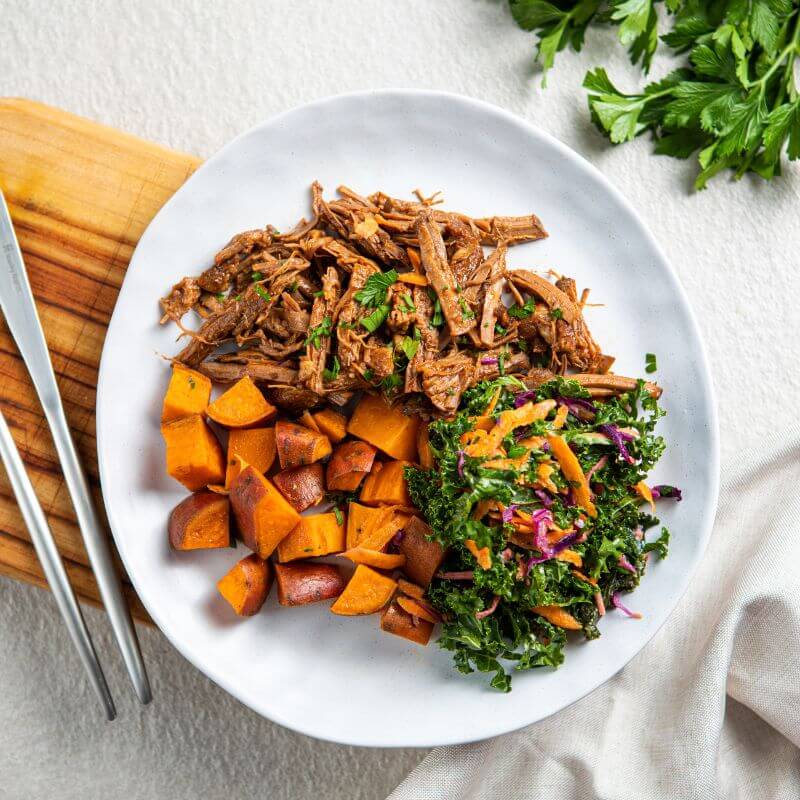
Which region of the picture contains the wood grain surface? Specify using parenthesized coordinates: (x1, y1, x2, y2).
(0, 98, 201, 621)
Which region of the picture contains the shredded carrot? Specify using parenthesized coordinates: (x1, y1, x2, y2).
(465, 539, 492, 570)
(536, 462, 558, 493)
(555, 549, 583, 567)
(471, 500, 498, 520)
(397, 272, 428, 286)
(552, 404, 569, 430)
(484, 387, 502, 416)
(635, 481, 655, 512)
(405, 247, 422, 272)
(546, 434, 597, 518)
(572, 569, 598, 586)
(468, 400, 556, 457)
(531, 604, 582, 630)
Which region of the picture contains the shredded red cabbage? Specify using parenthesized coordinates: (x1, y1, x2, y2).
(586, 454, 608, 482)
(534, 489, 553, 507)
(438, 570, 474, 581)
(611, 592, 642, 619)
(618, 554, 637, 574)
(475, 595, 501, 620)
(501, 504, 517, 523)
(555, 396, 597, 419)
(599, 424, 636, 464)
(481, 357, 498, 366)
(456, 450, 465, 478)
(652, 484, 683, 501)
(513, 390, 538, 408)
(392, 530, 405, 546)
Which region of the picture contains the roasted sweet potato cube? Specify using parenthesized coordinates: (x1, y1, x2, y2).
(347, 394, 419, 461)
(396, 595, 442, 623)
(312, 408, 348, 443)
(162, 414, 226, 491)
(225, 427, 276, 487)
(273, 464, 325, 512)
(397, 578, 425, 600)
(380, 600, 433, 645)
(398, 515, 446, 587)
(274, 562, 345, 606)
(346, 502, 389, 549)
(360, 461, 412, 506)
(277, 513, 345, 562)
(275, 420, 332, 469)
(162, 365, 212, 423)
(168, 491, 230, 550)
(327, 441, 377, 492)
(330, 565, 396, 616)
(217, 554, 272, 616)
(229, 464, 300, 558)
(341, 548, 406, 570)
(207, 375, 277, 429)
(416, 423, 434, 470)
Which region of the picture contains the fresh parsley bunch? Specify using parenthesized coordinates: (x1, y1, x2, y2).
(510, 0, 800, 188)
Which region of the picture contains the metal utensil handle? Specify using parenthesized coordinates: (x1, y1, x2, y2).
(0, 192, 151, 704)
(0, 410, 116, 720)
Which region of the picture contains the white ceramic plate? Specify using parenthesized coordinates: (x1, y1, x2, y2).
(97, 90, 719, 747)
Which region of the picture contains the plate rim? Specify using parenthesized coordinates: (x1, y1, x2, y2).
(96, 88, 720, 747)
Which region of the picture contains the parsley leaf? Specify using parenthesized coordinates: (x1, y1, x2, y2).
(323, 355, 341, 382)
(305, 316, 332, 347)
(360, 304, 390, 333)
(645, 352, 657, 373)
(355, 269, 398, 308)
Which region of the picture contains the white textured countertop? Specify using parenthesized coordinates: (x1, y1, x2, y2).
(1, 1, 797, 798)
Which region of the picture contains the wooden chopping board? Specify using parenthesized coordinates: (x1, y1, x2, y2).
(0, 98, 201, 622)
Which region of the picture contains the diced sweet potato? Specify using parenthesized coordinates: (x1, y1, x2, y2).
(277, 513, 346, 562)
(229, 463, 301, 558)
(299, 410, 321, 432)
(217, 554, 272, 616)
(327, 441, 377, 492)
(275, 419, 332, 469)
(380, 601, 433, 645)
(341, 548, 406, 569)
(225, 427, 276, 487)
(360, 460, 412, 506)
(168, 491, 230, 550)
(397, 578, 425, 600)
(346, 502, 389, 549)
(272, 464, 325, 512)
(312, 408, 348, 443)
(274, 562, 345, 606)
(162, 414, 226, 490)
(396, 595, 442, 624)
(161, 365, 212, 423)
(398, 515, 446, 588)
(207, 375, 277, 429)
(330, 564, 397, 616)
(416, 423, 434, 470)
(358, 508, 410, 551)
(347, 394, 419, 461)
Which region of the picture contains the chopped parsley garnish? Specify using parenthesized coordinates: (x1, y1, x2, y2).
(333, 506, 344, 526)
(360, 304, 390, 333)
(254, 285, 272, 302)
(215, 292, 226, 302)
(305, 316, 333, 347)
(400, 293, 416, 313)
(323, 355, 341, 382)
(550, 307, 563, 320)
(251, 271, 263, 282)
(355, 269, 398, 308)
(380, 373, 404, 394)
(399, 335, 419, 361)
(507, 298, 536, 319)
(645, 353, 657, 373)
(495, 323, 507, 336)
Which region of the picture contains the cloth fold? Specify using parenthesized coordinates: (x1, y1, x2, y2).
(389, 430, 800, 800)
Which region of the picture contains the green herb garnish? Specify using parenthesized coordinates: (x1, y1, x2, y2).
(355, 269, 398, 307)
(645, 352, 657, 373)
(305, 315, 333, 347)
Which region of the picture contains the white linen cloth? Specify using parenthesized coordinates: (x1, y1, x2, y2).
(389, 430, 800, 800)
